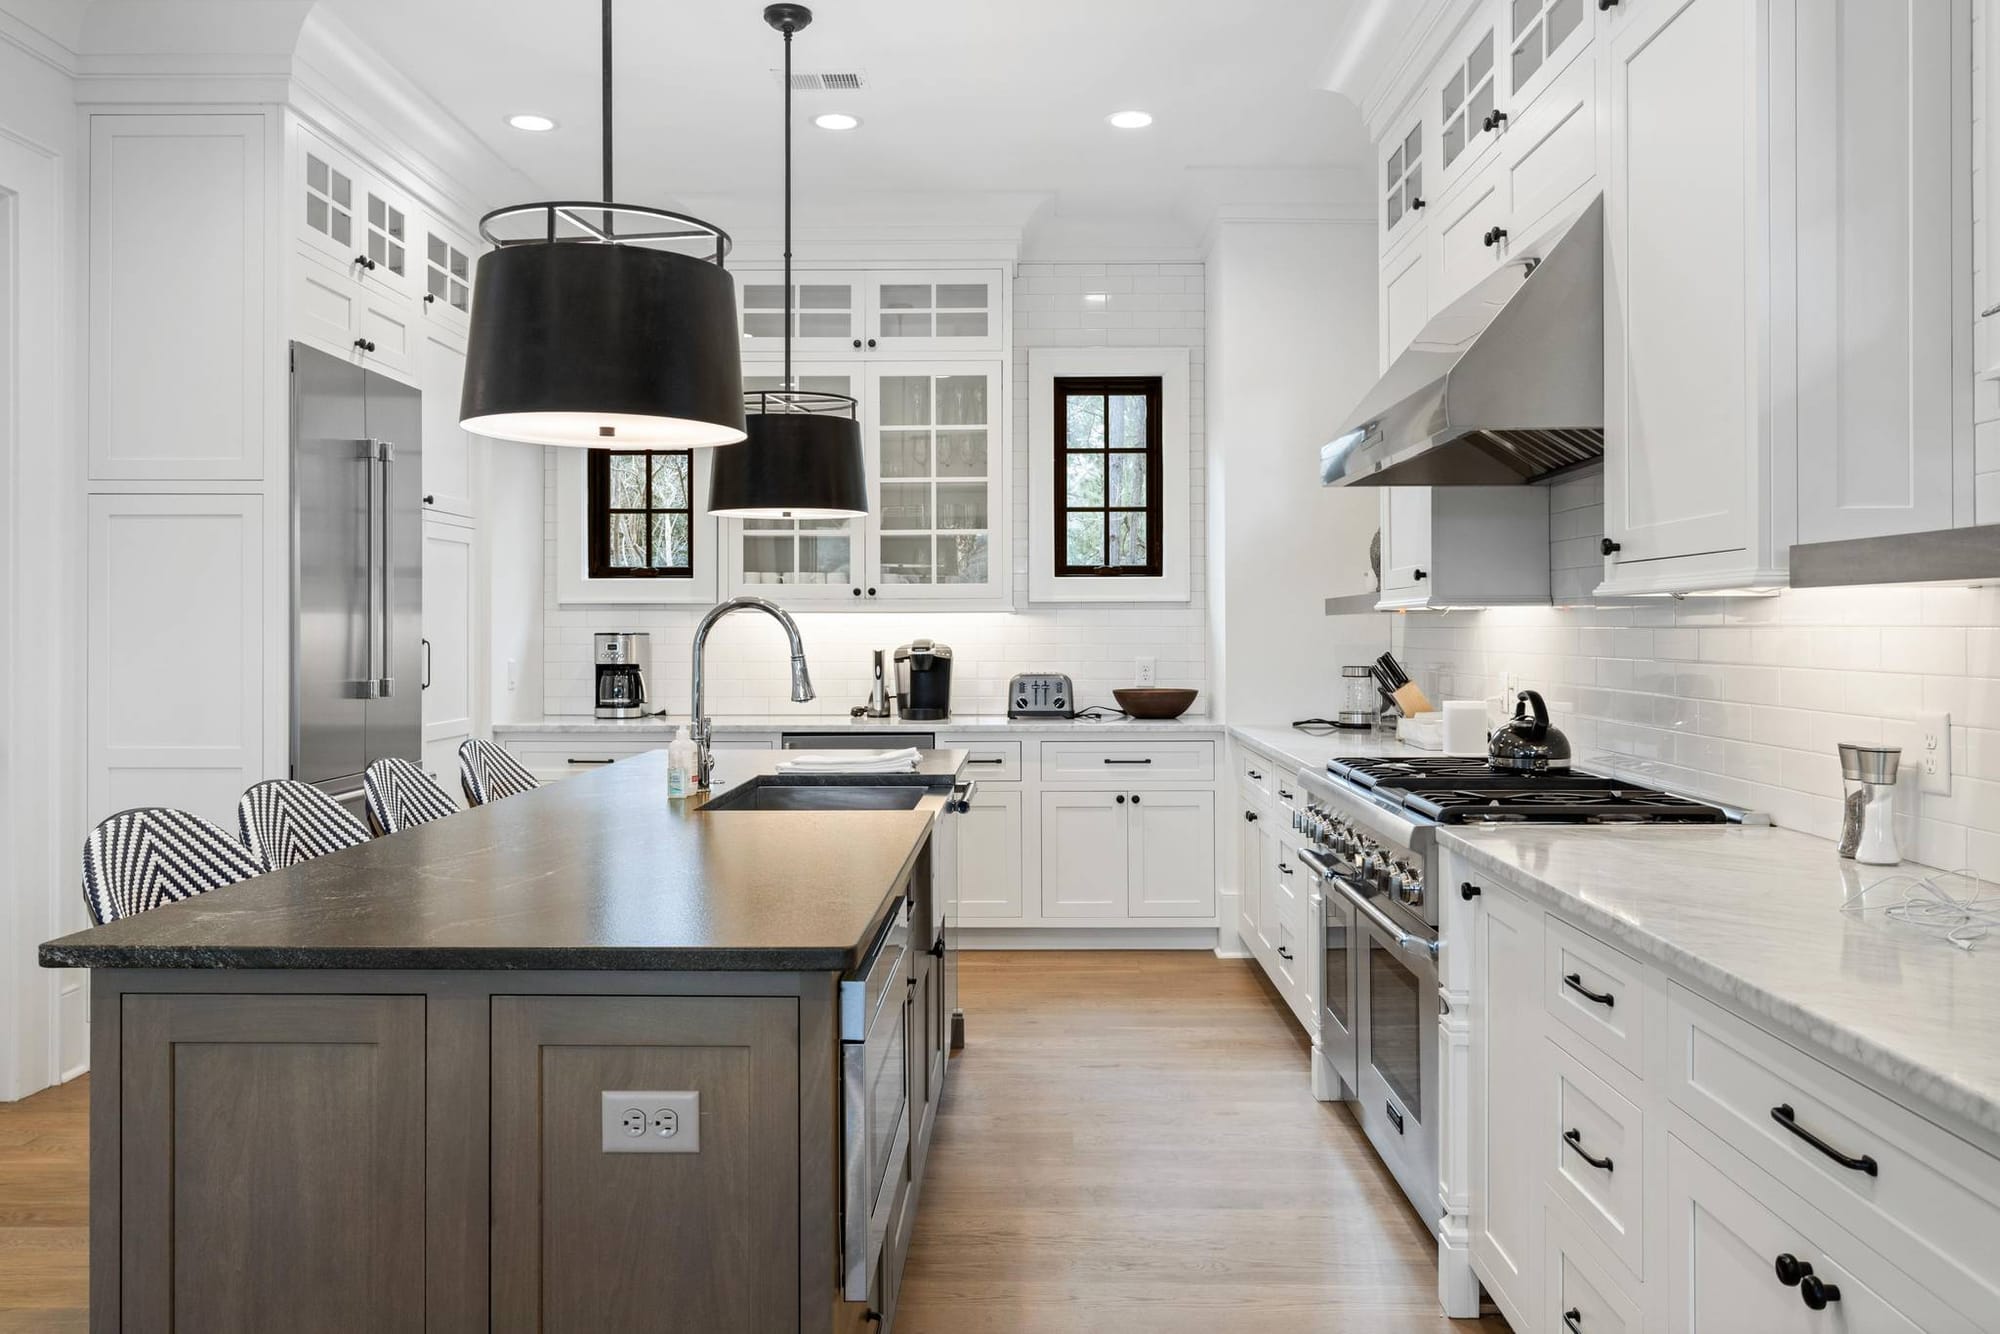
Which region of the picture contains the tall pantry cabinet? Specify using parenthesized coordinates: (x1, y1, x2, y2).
(83, 98, 492, 830)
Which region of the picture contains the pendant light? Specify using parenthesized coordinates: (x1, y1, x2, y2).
(459, 0, 746, 448)
(707, 3, 869, 519)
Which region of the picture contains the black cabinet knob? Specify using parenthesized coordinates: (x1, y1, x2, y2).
(1482, 227, 1508, 248)
(852, 339, 863, 348)
(1460, 881, 1482, 900)
(423, 293, 435, 304)
(866, 338, 878, 348)
(1131, 794, 1141, 805)
(1601, 537, 1622, 556)
(1598, 0, 1618, 9)
(354, 253, 376, 270)
(1774, 1254, 1813, 1287)
(867, 587, 877, 597)
(1115, 794, 1126, 804)
(1410, 196, 1426, 212)
(353, 338, 376, 353)
(852, 587, 862, 596)
(422, 494, 435, 505)
(1413, 568, 1427, 580)
(1483, 110, 1509, 132)
(1245, 811, 1259, 823)
(1799, 1276, 1841, 1310)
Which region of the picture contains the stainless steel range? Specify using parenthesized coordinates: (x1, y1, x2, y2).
(1292, 754, 1729, 1232)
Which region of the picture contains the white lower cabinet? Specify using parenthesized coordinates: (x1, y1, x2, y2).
(956, 785, 1023, 920)
(1040, 791, 1129, 917)
(421, 515, 476, 791)
(1039, 787, 1214, 921)
(1546, 1194, 1643, 1334)
(1127, 790, 1216, 917)
(1469, 880, 1544, 1330)
(1240, 806, 1273, 956)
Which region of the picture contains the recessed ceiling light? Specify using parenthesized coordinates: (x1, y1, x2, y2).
(1107, 110, 1153, 130)
(507, 113, 557, 133)
(813, 112, 861, 131)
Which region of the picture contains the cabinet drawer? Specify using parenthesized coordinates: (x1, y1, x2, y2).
(498, 736, 664, 779)
(1548, 1037, 1644, 1280)
(1666, 983, 2000, 1311)
(946, 738, 1020, 782)
(1238, 750, 1274, 799)
(1039, 740, 1214, 782)
(1545, 916, 1644, 1075)
(1544, 1193, 1642, 1334)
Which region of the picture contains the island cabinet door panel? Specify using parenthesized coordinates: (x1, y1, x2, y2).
(490, 996, 800, 1334)
(117, 994, 426, 1334)
(1038, 791, 1129, 917)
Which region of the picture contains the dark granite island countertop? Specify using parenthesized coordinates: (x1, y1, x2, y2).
(39, 748, 966, 973)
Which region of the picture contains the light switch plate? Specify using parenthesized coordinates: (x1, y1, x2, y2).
(601, 1090, 700, 1154)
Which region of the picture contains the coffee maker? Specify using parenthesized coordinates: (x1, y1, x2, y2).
(594, 632, 652, 719)
(893, 640, 953, 721)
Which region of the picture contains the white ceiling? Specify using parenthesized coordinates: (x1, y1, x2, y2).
(320, 0, 1370, 244)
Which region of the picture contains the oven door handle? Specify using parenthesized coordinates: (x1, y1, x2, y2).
(1300, 849, 1438, 961)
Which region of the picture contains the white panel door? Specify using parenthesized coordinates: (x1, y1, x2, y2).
(422, 516, 475, 749)
(1665, 1136, 1923, 1334)
(419, 327, 475, 517)
(1430, 159, 1511, 314)
(1603, 0, 1758, 566)
(1380, 237, 1431, 368)
(90, 114, 269, 481)
(1126, 790, 1215, 918)
(1378, 487, 1433, 601)
(1792, 0, 1964, 543)
(87, 494, 265, 827)
(957, 786, 1024, 920)
(1380, 112, 1429, 257)
(1470, 885, 1544, 1330)
(1039, 791, 1128, 918)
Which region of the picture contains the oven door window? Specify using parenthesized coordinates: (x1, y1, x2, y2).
(1324, 904, 1351, 1035)
(866, 995, 908, 1206)
(1368, 933, 1422, 1120)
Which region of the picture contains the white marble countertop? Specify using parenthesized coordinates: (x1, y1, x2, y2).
(1445, 823, 2000, 1143)
(497, 713, 1225, 737)
(1227, 722, 1439, 774)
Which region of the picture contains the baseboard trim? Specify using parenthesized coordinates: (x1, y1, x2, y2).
(958, 926, 1221, 951)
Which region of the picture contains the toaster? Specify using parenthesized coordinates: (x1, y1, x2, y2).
(1008, 672, 1075, 719)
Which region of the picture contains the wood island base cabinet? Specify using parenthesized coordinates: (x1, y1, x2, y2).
(89, 967, 941, 1334)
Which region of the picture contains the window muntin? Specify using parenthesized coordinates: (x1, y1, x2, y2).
(1054, 376, 1163, 578)
(587, 450, 695, 579)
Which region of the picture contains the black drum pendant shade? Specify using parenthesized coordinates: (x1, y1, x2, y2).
(709, 397, 869, 518)
(707, 2, 870, 518)
(458, 0, 746, 449)
(460, 236, 745, 448)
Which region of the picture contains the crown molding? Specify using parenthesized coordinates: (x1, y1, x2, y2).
(0, 4, 76, 75)
(1327, 0, 1477, 139)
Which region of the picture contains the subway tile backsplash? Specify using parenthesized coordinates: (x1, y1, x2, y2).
(540, 262, 1210, 720)
(1393, 474, 2000, 878)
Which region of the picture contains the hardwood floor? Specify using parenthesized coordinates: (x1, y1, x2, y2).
(0, 953, 1508, 1333)
(0, 1074, 87, 1333)
(897, 951, 1511, 1334)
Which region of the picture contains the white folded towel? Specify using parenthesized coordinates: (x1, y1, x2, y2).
(776, 748, 922, 774)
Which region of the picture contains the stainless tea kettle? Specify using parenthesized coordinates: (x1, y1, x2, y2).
(1488, 690, 1572, 773)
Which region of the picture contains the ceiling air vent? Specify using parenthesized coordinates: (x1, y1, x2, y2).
(772, 70, 867, 91)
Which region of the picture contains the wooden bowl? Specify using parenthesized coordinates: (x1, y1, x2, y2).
(1113, 687, 1199, 720)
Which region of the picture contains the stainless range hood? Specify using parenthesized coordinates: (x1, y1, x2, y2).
(1321, 196, 1604, 487)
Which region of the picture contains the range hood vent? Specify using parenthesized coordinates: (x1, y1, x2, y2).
(1321, 196, 1605, 488)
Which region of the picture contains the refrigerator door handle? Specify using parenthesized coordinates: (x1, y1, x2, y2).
(359, 441, 381, 700)
(375, 439, 395, 698)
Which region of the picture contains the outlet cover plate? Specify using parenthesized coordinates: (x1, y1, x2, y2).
(1134, 656, 1157, 687)
(601, 1090, 700, 1154)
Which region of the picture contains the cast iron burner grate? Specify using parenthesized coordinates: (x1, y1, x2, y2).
(1404, 787, 1728, 824)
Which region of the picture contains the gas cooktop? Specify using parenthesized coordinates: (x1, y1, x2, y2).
(1325, 756, 1727, 825)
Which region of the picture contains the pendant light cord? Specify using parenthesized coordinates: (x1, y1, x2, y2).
(600, 0, 614, 236)
(782, 18, 795, 388)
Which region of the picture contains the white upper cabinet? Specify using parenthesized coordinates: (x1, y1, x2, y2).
(1380, 110, 1429, 258)
(1599, 0, 1969, 592)
(865, 362, 1006, 602)
(419, 222, 475, 333)
(1437, 13, 1504, 193)
(731, 268, 1006, 356)
(1377, 486, 1551, 610)
(727, 364, 868, 603)
(297, 128, 361, 270)
(1505, 0, 1592, 107)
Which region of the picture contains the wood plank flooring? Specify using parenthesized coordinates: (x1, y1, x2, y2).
(896, 951, 1511, 1333)
(0, 1074, 87, 1333)
(0, 953, 1508, 1332)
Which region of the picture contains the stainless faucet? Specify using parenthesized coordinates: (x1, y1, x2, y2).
(691, 596, 815, 788)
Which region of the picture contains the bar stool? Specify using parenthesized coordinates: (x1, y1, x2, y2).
(80, 807, 265, 925)
(457, 738, 541, 807)
(362, 757, 458, 836)
(236, 779, 372, 871)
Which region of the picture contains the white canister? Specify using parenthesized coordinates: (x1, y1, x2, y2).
(1442, 700, 1489, 756)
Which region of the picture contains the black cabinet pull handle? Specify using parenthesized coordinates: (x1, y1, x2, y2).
(968, 757, 1004, 765)
(1483, 110, 1509, 132)
(1799, 1276, 1842, 1310)
(1413, 568, 1427, 580)
(1563, 1128, 1613, 1172)
(1277, 945, 1293, 960)
(1385, 1101, 1404, 1133)
(1247, 768, 1263, 780)
(1774, 1253, 1812, 1287)
(930, 938, 945, 958)
(566, 758, 615, 766)
(1460, 881, 1482, 900)
(1244, 810, 1259, 823)
(1770, 1103, 1878, 1176)
(1278, 788, 1294, 800)
(1601, 537, 1622, 556)
(1103, 757, 1154, 765)
(353, 338, 376, 352)
(1115, 794, 1126, 804)
(1279, 863, 1293, 876)
(1563, 972, 1615, 1007)
(1563, 1310, 1584, 1334)
(421, 637, 432, 690)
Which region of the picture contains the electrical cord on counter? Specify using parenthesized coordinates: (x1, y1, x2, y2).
(1071, 705, 1130, 721)
(1840, 868, 2000, 950)
(1291, 717, 1347, 735)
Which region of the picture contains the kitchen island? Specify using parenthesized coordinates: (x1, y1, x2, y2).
(39, 749, 968, 1334)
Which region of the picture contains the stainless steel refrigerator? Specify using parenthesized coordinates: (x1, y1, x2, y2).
(290, 342, 423, 815)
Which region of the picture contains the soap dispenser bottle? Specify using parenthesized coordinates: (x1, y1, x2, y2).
(667, 725, 698, 798)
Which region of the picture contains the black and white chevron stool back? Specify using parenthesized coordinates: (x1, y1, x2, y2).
(363, 757, 459, 836)
(458, 738, 540, 807)
(237, 779, 372, 871)
(81, 807, 265, 925)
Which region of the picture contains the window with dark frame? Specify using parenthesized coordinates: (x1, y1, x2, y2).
(1054, 376, 1164, 577)
(586, 449, 695, 579)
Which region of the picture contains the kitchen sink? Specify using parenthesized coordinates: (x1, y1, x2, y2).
(699, 780, 929, 813)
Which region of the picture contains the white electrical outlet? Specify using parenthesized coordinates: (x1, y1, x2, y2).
(1134, 656, 1157, 687)
(507, 658, 519, 692)
(601, 1090, 700, 1154)
(1918, 711, 1951, 796)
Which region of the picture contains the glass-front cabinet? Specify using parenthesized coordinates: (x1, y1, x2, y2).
(1438, 17, 1500, 188)
(1507, 0, 1589, 103)
(722, 360, 1007, 606)
(734, 272, 865, 354)
(732, 269, 1006, 356)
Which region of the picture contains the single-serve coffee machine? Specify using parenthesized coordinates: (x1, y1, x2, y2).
(893, 640, 953, 721)
(594, 632, 653, 719)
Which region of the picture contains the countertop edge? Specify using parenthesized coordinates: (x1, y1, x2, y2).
(1440, 831, 2000, 1143)
(36, 943, 869, 972)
